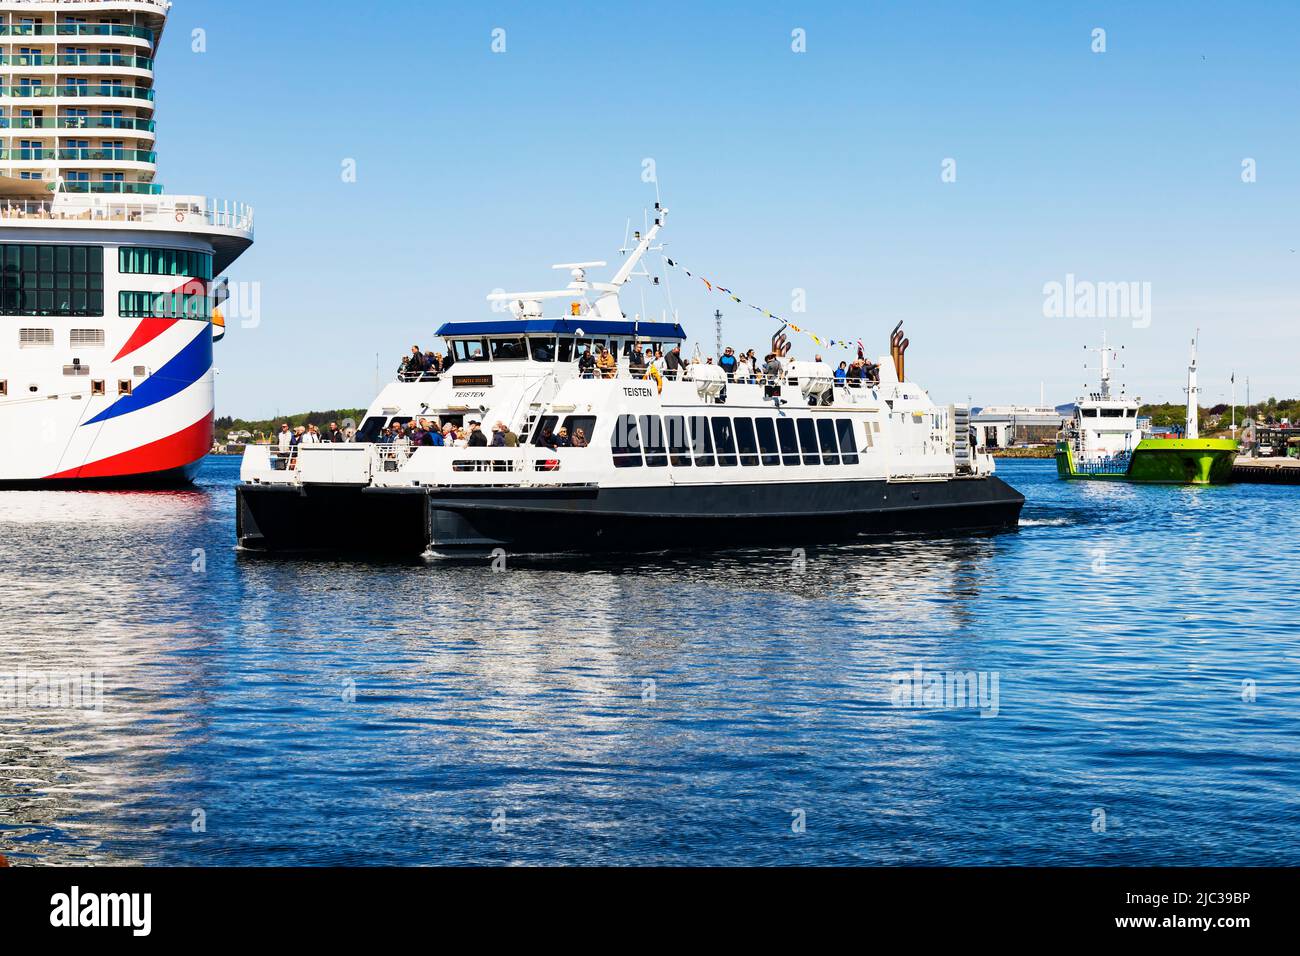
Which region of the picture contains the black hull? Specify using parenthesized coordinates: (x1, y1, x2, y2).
(0, 462, 201, 490)
(237, 476, 1025, 556)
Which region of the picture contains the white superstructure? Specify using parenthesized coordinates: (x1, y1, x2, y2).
(0, 0, 253, 483)
(237, 206, 1023, 555)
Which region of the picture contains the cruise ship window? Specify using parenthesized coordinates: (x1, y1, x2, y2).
(689, 416, 715, 466)
(796, 419, 820, 465)
(639, 415, 667, 467)
(664, 415, 691, 466)
(711, 417, 738, 467)
(755, 418, 780, 466)
(836, 419, 860, 464)
(776, 418, 800, 465)
(734, 417, 759, 466)
(817, 418, 841, 465)
(611, 415, 642, 468)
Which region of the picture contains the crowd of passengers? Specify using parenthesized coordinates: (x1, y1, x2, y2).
(396, 340, 882, 385)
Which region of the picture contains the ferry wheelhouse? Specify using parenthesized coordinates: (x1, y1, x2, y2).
(237, 207, 1024, 554)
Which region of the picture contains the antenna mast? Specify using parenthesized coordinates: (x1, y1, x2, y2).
(1185, 330, 1200, 439)
(714, 309, 722, 360)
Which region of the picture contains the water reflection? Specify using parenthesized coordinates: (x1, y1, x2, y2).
(1, 458, 1298, 865)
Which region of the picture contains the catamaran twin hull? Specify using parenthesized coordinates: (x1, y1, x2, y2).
(235, 475, 1025, 556)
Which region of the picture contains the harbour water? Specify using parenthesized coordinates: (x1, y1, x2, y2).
(1, 457, 1297, 865)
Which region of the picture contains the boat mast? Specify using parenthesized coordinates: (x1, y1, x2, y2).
(1185, 331, 1200, 440)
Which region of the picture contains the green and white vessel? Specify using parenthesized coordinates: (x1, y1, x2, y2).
(1055, 334, 1236, 485)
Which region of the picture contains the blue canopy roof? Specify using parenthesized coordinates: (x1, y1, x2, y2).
(434, 319, 686, 339)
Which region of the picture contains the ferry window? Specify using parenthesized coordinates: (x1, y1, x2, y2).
(1100, 408, 1125, 418)
(776, 418, 800, 465)
(561, 415, 596, 448)
(530, 415, 560, 447)
(755, 418, 780, 466)
(574, 338, 606, 358)
(639, 415, 667, 467)
(664, 415, 691, 466)
(557, 337, 575, 362)
(528, 336, 556, 362)
(690, 415, 715, 466)
(453, 338, 488, 362)
(836, 419, 859, 464)
(711, 417, 738, 467)
(796, 418, 820, 465)
(489, 337, 526, 360)
(734, 417, 759, 466)
(817, 418, 841, 465)
(355, 416, 386, 443)
(1083, 408, 1098, 417)
(611, 415, 641, 467)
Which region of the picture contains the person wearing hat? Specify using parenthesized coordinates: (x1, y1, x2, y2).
(467, 420, 488, 447)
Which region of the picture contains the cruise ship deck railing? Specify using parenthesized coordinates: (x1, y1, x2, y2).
(0, 198, 253, 232)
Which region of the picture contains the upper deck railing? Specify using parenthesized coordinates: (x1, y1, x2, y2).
(396, 362, 881, 388)
(0, 196, 254, 234)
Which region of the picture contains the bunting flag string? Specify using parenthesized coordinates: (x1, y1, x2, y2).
(662, 256, 859, 352)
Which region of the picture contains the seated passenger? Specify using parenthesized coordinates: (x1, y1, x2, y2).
(553, 426, 572, 448)
(571, 427, 588, 447)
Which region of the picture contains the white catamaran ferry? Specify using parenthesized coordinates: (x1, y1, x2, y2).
(236, 207, 1023, 554)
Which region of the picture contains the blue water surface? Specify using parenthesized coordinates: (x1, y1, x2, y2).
(0, 456, 1296, 865)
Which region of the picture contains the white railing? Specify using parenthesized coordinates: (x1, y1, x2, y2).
(393, 362, 882, 388)
(0, 195, 253, 233)
(3, 0, 171, 8)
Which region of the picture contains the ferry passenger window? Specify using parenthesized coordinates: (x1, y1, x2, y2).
(1100, 408, 1125, 418)
(639, 415, 667, 467)
(489, 337, 526, 360)
(734, 417, 759, 466)
(557, 337, 575, 362)
(711, 417, 737, 467)
(453, 338, 488, 362)
(355, 416, 385, 443)
(776, 418, 800, 465)
(817, 418, 840, 465)
(530, 415, 560, 447)
(690, 415, 715, 466)
(561, 415, 596, 447)
(796, 419, 820, 465)
(836, 418, 859, 464)
(528, 336, 556, 361)
(611, 415, 642, 467)
(755, 418, 780, 466)
(664, 415, 691, 466)
(1083, 408, 1098, 417)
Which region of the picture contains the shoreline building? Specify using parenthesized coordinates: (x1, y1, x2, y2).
(971, 404, 1070, 449)
(0, 0, 253, 485)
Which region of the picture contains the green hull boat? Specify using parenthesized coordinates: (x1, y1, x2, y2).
(1055, 438, 1237, 484)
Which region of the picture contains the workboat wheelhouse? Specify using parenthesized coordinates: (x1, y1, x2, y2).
(1055, 334, 1236, 484)
(237, 207, 1024, 555)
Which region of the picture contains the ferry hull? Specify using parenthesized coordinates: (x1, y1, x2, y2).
(1055, 439, 1237, 485)
(236, 475, 1025, 555)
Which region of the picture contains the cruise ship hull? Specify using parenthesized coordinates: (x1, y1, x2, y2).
(236, 475, 1025, 556)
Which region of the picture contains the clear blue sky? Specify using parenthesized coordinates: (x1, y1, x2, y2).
(160, 1, 1298, 417)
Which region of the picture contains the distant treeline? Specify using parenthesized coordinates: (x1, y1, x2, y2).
(215, 410, 367, 442)
(1141, 397, 1298, 431)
